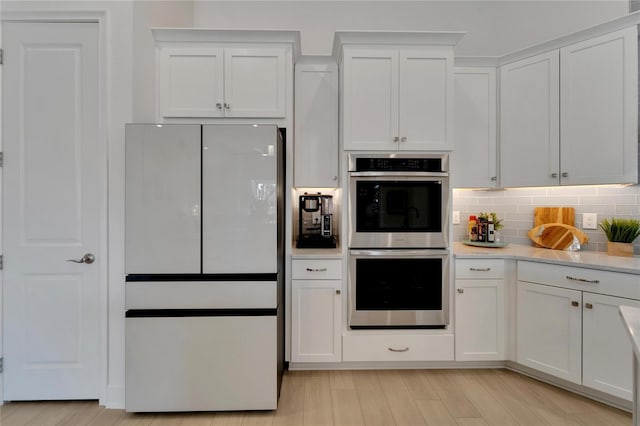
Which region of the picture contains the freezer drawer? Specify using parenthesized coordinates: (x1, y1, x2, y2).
(125, 314, 277, 412)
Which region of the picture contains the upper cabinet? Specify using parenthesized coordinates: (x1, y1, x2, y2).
(499, 26, 638, 187)
(453, 66, 498, 188)
(333, 32, 464, 151)
(153, 29, 300, 122)
(294, 57, 339, 187)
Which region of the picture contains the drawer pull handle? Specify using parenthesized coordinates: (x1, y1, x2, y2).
(566, 275, 599, 284)
(470, 267, 491, 272)
(306, 268, 327, 272)
(457, 288, 464, 294)
(571, 301, 580, 307)
(388, 347, 409, 353)
(336, 289, 341, 295)
(585, 303, 593, 309)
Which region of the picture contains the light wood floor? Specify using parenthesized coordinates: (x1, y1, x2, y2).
(0, 369, 632, 426)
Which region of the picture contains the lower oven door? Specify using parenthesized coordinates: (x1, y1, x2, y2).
(348, 250, 450, 329)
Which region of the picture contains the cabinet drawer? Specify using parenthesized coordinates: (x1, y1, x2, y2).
(342, 334, 454, 362)
(292, 259, 342, 280)
(455, 259, 505, 279)
(518, 261, 640, 300)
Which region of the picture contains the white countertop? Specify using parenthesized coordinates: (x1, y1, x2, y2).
(620, 306, 640, 360)
(453, 241, 640, 275)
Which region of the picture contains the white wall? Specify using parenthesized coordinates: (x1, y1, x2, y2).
(191, 0, 629, 56)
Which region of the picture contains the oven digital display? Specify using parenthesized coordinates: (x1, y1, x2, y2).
(355, 157, 443, 172)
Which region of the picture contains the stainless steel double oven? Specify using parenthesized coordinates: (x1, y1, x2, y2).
(347, 153, 450, 329)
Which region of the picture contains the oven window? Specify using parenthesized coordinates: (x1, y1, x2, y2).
(355, 181, 442, 232)
(355, 258, 442, 310)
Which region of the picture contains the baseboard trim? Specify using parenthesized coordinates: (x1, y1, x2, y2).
(288, 360, 506, 371)
(105, 385, 125, 409)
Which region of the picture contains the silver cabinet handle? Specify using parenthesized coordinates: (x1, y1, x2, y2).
(306, 268, 327, 272)
(216, 103, 222, 109)
(67, 253, 95, 264)
(585, 303, 593, 309)
(457, 288, 464, 294)
(224, 103, 230, 109)
(470, 267, 491, 272)
(400, 136, 407, 142)
(551, 173, 558, 178)
(566, 275, 599, 284)
(562, 172, 569, 178)
(571, 301, 580, 307)
(393, 136, 399, 143)
(388, 347, 409, 352)
(491, 176, 497, 181)
(336, 289, 341, 295)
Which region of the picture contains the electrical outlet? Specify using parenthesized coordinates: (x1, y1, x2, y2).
(452, 211, 460, 225)
(583, 213, 598, 230)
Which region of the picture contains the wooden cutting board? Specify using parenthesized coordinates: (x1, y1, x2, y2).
(528, 223, 588, 250)
(534, 207, 575, 227)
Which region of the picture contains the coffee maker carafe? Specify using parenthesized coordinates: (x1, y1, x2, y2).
(297, 193, 336, 248)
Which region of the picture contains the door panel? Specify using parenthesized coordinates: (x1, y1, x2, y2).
(3, 22, 101, 400)
(202, 125, 279, 274)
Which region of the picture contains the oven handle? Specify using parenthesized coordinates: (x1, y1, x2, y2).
(349, 249, 450, 257)
(348, 171, 449, 178)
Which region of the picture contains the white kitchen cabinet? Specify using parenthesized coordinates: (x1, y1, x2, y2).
(582, 293, 640, 400)
(500, 51, 560, 188)
(455, 259, 505, 361)
(559, 27, 638, 185)
(452, 67, 497, 188)
(516, 260, 640, 401)
(517, 281, 582, 384)
(294, 58, 339, 187)
(158, 46, 287, 119)
(500, 26, 638, 187)
(334, 32, 461, 152)
(291, 258, 342, 363)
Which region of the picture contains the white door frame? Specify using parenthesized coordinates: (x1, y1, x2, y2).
(1, 10, 109, 405)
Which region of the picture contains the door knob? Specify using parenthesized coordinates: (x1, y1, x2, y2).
(67, 253, 95, 264)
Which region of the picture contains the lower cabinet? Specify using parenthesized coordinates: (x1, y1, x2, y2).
(455, 259, 505, 361)
(342, 333, 454, 362)
(516, 260, 640, 401)
(291, 258, 342, 363)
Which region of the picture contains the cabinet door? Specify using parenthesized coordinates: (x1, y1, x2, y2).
(202, 125, 279, 273)
(517, 281, 582, 384)
(560, 27, 638, 185)
(291, 280, 342, 363)
(452, 68, 497, 188)
(125, 124, 201, 274)
(398, 50, 452, 151)
(583, 293, 640, 401)
(294, 63, 339, 187)
(158, 47, 224, 118)
(342, 49, 399, 150)
(500, 51, 560, 187)
(224, 48, 287, 118)
(455, 279, 505, 361)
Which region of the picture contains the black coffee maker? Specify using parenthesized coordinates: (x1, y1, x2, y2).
(297, 193, 336, 248)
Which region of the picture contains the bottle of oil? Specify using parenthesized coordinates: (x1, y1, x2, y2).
(468, 215, 478, 241)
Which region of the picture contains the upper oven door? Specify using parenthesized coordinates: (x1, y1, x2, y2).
(349, 174, 449, 248)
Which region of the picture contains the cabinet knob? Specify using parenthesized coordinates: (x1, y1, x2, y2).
(562, 172, 569, 178)
(491, 176, 497, 181)
(332, 176, 338, 181)
(571, 301, 580, 307)
(585, 303, 593, 309)
(393, 136, 399, 143)
(551, 173, 558, 178)
(400, 136, 407, 142)
(224, 103, 230, 109)
(457, 288, 464, 294)
(336, 289, 341, 295)
(216, 103, 222, 109)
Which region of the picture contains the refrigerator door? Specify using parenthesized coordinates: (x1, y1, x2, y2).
(125, 124, 201, 274)
(202, 125, 279, 273)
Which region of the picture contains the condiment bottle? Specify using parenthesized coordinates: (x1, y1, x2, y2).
(468, 216, 478, 241)
(487, 219, 495, 242)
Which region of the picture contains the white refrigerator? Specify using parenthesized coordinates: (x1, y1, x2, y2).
(124, 124, 284, 412)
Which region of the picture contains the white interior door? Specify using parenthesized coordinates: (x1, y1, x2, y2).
(3, 22, 101, 400)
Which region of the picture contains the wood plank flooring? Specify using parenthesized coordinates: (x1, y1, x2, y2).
(0, 369, 631, 426)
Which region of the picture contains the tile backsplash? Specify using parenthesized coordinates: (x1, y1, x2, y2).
(452, 185, 640, 254)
